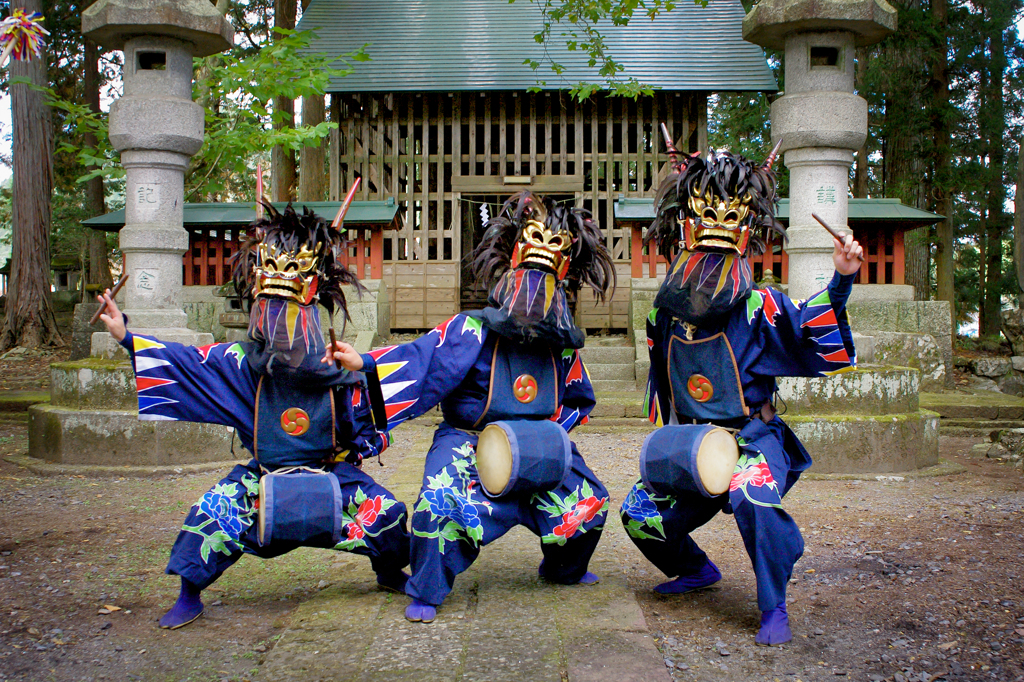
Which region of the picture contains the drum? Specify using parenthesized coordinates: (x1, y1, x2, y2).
(258, 467, 344, 546)
(476, 420, 572, 499)
(639, 424, 739, 498)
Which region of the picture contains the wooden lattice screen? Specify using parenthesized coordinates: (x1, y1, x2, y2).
(184, 228, 241, 286)
(330, 91, 707, 330)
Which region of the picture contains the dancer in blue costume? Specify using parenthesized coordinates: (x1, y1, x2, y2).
(328, 191, 616, 623)
(619, 143, 863, 645)
(97, 205, 409, 630)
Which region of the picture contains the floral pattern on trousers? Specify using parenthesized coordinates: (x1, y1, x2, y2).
(406, 423, 609, 606)
(618, 417, 805, 612)
(167, 459, 410, 590)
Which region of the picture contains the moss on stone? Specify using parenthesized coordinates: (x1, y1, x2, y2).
(51, 357, 131, 371)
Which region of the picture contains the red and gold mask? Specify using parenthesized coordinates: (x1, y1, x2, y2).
(680, 188, 754, 256)
(253, 238, 323, 305)
(509, 204, 574, 281)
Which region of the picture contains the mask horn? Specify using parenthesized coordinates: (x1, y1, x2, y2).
(762, 138, 783, 171)
(660, 122, 686, 172)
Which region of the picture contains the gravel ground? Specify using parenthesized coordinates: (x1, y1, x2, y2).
(0, 340, 1020, 681)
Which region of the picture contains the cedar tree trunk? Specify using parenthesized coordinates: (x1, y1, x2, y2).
(1, 0, 61, 349)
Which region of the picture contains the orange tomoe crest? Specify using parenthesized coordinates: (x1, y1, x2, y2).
(687, 374, 713, 403)
(281, 407, 310, 436)
(513, 374, 538, 403)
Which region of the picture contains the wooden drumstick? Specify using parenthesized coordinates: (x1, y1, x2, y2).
(811, 213, 865, 262)
(328, 328, 343, 370)
(90, 273, 129, 325)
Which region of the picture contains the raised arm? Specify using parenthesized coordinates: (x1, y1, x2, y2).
(328, 314, 489, 431)
(98, 291, 258, 445)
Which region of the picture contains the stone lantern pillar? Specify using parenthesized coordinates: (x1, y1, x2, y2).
(744, 0, 896, 300)
(83, 0, 234, 355)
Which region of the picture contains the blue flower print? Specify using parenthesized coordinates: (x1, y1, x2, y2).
(422, 486, 482, 531)
(199, 490, 243, 540)
(622, 487, 659, 522)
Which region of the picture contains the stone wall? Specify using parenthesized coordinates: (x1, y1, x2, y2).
(955, 355, 1024, 397)
(846, 300, 953, 388)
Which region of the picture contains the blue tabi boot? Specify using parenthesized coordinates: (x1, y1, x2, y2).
(159, 577, 205, 630)
(653, 559, 722, 595)
(755, 603, 792, 646)
(404, 598, 437, 623)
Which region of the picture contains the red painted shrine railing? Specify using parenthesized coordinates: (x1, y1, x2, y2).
(629, 224, 903, 285)
(184, 228, 240, 286)
(629, 225, 788, 282)
(182, 226, 385, 286)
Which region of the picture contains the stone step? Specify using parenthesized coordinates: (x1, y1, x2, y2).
(584, 363, 635, 381)
(940, 426, 1001, 439)
(579, 345, 635, 365)
(591, 379, 639, 392)
(939, 419, 1024, 431)
(0, 390, 50, 412)
(919, 392, 1024, 421)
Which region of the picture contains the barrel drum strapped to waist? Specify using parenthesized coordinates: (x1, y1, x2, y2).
(258, 466, 345, 547)
(639, 424, 740, 498)
(475, 420, 573, 499)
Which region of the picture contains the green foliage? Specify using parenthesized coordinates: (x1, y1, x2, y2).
(515, 0, 706, 99)
(45, 29, 365, 203)
(186, 28, 366, 200)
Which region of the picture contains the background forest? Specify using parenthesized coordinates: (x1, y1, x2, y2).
(0, 0, 1021, 347)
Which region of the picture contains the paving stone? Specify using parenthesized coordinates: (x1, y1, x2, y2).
(259, 423, 667, 681)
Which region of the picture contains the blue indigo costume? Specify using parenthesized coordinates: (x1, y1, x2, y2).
(619, 146, 858, 645)
(358, 192, 617, 621)
(115, 205, 409, 629)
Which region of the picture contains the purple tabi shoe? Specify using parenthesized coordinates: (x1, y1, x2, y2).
(404, 598, 437, 623)
(755, 603, 792, 646)
(653, 559, 722, 595)
(159, 578, 204, 630)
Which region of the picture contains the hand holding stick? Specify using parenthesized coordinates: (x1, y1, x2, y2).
(811, 213, 864, 262)
(328, 328, 343, 369)
(90, 273, 129, 325)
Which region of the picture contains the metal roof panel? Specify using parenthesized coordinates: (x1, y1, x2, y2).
(83, 200, 399, 230)
(297, 0, 777, 92)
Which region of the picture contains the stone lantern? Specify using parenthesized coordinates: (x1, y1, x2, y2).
(744, 0, 896, 300)
(83, 0, 234, 354)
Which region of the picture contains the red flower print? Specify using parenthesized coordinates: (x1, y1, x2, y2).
(729, 460, 774, 492)
(346, 522, 365, 540)
(355, 496, 384, 529)
(552, 496, 606, 539)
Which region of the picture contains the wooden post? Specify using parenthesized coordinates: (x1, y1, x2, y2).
(631, 224, 643, 279)
(893, 229, 905, 285)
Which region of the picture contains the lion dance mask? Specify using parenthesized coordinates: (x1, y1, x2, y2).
(471, 191, 615, 348)
(231, 204, 361, 373)
(646, 142, 785, 325)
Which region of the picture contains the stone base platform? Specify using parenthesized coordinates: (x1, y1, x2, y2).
(786, 411, 939, 473)
(28, 357, 238, 469)
(28, 404, 237, 466)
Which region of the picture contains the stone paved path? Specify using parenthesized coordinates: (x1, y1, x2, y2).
(260, 423, 670, 682)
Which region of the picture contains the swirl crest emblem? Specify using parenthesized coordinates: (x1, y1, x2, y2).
(513, 374, 538, 403)
(687, 374, 713, 403)
(281, 407, 310, 436)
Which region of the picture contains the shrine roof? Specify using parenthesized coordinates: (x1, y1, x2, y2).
(297, 0, 777, 93)
(82, 199, 399, 233)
